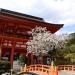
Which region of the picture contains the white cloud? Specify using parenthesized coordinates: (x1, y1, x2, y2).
(0, 0, 75, 33)
(0, 0, 36, 13)
(58, 18, 75, 27)
(42, 0, 75, 26)
(56, 29, 74, 34)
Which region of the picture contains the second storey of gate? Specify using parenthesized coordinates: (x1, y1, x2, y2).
(0, 8, 63, 38)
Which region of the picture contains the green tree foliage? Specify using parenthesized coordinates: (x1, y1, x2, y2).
(64, 33, 75, 63)
(48, 32, 75, 65)
(69, 33, 75, 44)
(19, 54, 28, 66)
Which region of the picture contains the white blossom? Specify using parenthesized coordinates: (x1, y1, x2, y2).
(26, 27, 68, 56)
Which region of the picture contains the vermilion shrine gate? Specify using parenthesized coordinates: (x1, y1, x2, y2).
(0, 8, 63, 67)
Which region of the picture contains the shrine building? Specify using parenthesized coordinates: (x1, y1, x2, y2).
(0, 8, 63, 66)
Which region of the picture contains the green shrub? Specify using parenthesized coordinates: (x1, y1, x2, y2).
(0, 61, 11, 74)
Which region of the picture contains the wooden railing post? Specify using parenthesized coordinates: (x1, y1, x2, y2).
(54, 66, 58, 75)
(21, 67, 23, 72)
(24, 64, 27, 72)
(72, 65, 73, 71)
(50, 61, 54, 75)
(42, 65, 43, 72)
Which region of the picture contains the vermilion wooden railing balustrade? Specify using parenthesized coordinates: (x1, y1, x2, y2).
(58, 65, 75, 71)
(20, 64, 58, 75)
(20, 64, 75, 75)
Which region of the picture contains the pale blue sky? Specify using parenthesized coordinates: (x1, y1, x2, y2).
(0, 0, 75, 34)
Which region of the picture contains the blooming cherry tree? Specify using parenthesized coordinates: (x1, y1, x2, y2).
(26, 27, 68, 56)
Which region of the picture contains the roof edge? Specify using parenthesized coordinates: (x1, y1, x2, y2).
(0, 8, 44, 22)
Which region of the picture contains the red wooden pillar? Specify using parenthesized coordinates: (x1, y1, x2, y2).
(0, 46, 1, 63)
(31, 52, 33, 65)
(27, 53, 29, 65)
(10, 41, 15, 68)
(41, 55, 43, 64)
(27, 53, 34, 65)
(10, 47, 14, 67)
(0, 38, 3, 63)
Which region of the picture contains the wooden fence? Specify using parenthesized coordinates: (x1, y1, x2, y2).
(58, 65, 75, 71)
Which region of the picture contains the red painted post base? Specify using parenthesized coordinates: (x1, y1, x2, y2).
(50, 61, 58, 75)
(50, 65, 54, 75)
(54, 67, 58, 75)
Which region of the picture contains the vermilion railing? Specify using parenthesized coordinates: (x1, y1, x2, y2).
(20, 64, 75, 75)
(21, 64, 49, 73)
(58, 65, 75, 71)
(20, 64, 58, 75)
